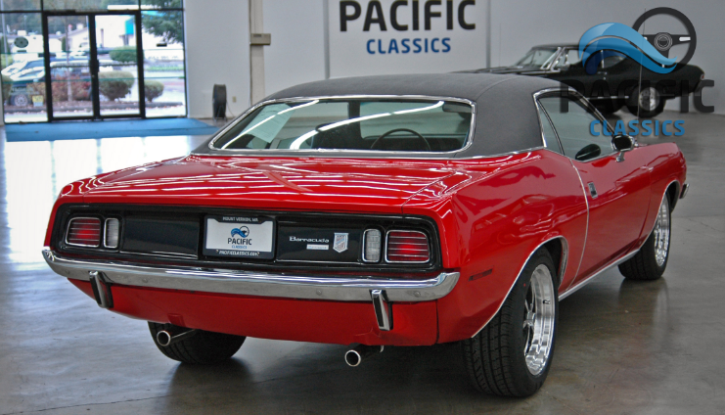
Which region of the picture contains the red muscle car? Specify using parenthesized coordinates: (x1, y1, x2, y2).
(42, 73, 687, 397)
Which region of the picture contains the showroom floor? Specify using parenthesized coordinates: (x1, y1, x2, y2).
(0, 111, 723, 414)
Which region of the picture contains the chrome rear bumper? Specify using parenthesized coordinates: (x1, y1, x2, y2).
(42, 248, 459, 303)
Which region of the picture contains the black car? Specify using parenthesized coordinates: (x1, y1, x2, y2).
(466, 44, 705, 117)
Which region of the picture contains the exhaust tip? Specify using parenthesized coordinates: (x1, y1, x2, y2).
(344, 350, 362, 367)
(156, 330, 172, 347)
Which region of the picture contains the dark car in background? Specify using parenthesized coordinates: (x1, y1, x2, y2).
(467, 44, 705, 117)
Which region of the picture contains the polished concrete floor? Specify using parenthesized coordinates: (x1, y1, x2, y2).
(0, 111, 723, 414)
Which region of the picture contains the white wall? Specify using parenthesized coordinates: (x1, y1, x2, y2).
(185, 0, 251, 118)
(263, 0, 327, 96)
(184, 0, 725, 116)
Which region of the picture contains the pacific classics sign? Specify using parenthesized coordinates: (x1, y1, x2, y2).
(329, 0, 487, 77)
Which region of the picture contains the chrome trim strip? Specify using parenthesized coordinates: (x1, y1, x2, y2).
(559, 249, 639, 300)
(65, 217, 102, 248)
(203, 95, 476, 157)
(470, 236, 569, 338)
(42, 248, 459, 303)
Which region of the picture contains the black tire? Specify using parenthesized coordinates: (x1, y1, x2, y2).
(593, 101, 623, 115)
(619, 196, 671, 281)
(626, 86, 665, 118)
(462, 249, 559, 397)
(148, 322, 245, 365)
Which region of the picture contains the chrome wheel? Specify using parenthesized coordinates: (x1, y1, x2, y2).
(653, 198, 670, 267)
(522, 264, 556, 376)
(639, 87, 660, 111)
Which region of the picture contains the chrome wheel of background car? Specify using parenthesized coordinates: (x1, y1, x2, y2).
(639, 87, 660, 111)
(653, 197, 671, 267)
(523, 264, 556, 376)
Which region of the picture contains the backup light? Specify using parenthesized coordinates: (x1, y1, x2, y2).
(66, 217, 102, 247)
(363, 229, 382, 263)
(386, 230, 430, 263)
(104, 218, 120, 249)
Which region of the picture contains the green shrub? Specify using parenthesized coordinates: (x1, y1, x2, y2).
(109, 46, 137, 64)
(99, 71, 135, 101)
(1, 74, 11, 102)
(144, 80, 164, 102)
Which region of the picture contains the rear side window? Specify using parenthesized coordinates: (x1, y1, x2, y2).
(539, 96, 615, 161)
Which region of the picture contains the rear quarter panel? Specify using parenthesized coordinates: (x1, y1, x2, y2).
(403, 150, 588, 343)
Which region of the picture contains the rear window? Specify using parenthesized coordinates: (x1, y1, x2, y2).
(210, 98, 473, 152)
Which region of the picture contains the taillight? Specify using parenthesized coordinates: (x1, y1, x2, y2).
(65, 217, 102, 247)
(385, 230, 430, 263)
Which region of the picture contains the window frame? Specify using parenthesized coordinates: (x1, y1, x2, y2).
(533, 88, 616, 163)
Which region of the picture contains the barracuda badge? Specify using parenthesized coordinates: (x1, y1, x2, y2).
(333, 233, 349, 253)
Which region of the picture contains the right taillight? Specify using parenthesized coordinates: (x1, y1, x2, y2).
(385, 230, 430, 263)
(65, 217, 102, 247)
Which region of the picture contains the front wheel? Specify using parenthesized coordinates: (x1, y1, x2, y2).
(149, 322, 245, 365)
(619, 195, 671, 280)
(462, 249, 558, 397)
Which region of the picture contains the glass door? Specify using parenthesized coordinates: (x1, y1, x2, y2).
(46, 14, 95, 119)
(95, 14, 142, 117)
(44, 11, 143, 120)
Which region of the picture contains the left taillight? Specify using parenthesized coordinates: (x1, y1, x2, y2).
(65, 217, 102, 248)
(385, 230, 431, 263)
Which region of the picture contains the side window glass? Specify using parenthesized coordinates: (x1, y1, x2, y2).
(537, 107, 563, 154)
(539, 96, 615, 161)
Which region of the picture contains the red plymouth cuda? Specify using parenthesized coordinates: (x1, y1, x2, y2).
(43, 74, 687, 397)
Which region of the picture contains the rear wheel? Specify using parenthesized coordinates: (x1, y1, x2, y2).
(619, 196, 671, 281)
(462, 249, 558, 397)
(148, 322, 245, 365)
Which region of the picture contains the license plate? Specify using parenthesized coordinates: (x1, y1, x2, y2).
(203, 215, 274, 259)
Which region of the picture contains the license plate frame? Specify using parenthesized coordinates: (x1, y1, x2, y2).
(203, 215, 275, 259)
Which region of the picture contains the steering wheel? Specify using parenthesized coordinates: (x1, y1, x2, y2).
(632, 8, 696, 63)
(370, 128, 431, 151)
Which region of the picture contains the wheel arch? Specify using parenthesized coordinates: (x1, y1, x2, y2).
(469, 235, 569, 338)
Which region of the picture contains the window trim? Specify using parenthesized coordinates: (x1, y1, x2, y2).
(533, 88, 617, 163)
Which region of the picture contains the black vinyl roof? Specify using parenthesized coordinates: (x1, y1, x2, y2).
(196, 73, 567, 158)
(269, 73, 564, 157)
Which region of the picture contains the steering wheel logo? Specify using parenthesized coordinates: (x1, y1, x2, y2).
(632, 7, 696, 66)
(578, 7, 696, 75)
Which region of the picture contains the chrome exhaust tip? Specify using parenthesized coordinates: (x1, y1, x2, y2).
(344, 344, 384, 367)
(156, 329, 197, 347)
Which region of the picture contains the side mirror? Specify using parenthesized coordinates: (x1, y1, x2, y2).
(612, 134, 635, 152)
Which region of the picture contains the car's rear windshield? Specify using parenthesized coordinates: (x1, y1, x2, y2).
(210, 98, 473, 152)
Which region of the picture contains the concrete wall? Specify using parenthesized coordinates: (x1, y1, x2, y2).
(185, 0, 251, 118)
(184, 0, 724, 116)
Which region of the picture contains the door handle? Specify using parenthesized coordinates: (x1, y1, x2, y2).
(587, 182, 598, 199)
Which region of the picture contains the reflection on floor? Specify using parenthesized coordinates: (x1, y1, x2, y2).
(1, 133, 208, 264)
(1, 111, 725, 414)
